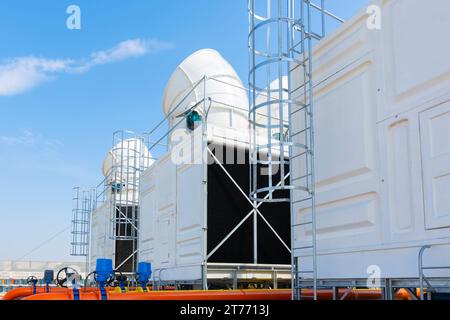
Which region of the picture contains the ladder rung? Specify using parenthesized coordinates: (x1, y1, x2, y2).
(292, 197, 313, 204)
(299, 31, 322, 41)
(294, 245, 314, 250)
(290, 105, 307, 116)
(291, 150, 309, 160)
(293, 221, 313, 227)
(292, 173, 312, 182)
(290, 82, 312, 95)
(291, 127, 311, 138)
(297, 270, 314, 274)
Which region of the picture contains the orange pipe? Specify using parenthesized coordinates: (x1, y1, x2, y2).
(24, 288, 390, 301)
(24, 289, 291, 301)
(2, 286, 119, 301)
(3, 287, 69, 301)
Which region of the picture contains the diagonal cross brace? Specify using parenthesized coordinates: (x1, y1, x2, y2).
(206, 148, 291, 259)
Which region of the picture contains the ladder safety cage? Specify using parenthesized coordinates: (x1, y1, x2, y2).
(71, 187, 94, 257)
(248, 0, 343, 300)
(107, 130, 151, 273)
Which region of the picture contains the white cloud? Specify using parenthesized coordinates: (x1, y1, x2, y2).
(90, 39, 167, 65)
(0, 57, 74, 96)
(0, 129, 64, 152)
(0, 129, 37, 146)
(0, 129, 98, 184)
(0, 38, 172, 96)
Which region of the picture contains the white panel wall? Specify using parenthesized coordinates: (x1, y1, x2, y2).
(292, 0, 450, 279)
(90, 203, 114, 270)
(420, 102, 450, 230)
(139, 166, 157, 266)
(139, 149, 205, 282)
(176, 163, 204, 268)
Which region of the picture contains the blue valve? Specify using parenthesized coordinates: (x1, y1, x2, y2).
(43, 270, 54, 293)
(27, 276, 38, 295)
(96, 259, 113, 300)
(137, 262, 152, 291)
(96, 259, 113, 283)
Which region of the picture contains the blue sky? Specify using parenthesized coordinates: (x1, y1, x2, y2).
(0, 1, 369, 262)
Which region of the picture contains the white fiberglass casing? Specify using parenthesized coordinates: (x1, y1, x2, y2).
(89, 202, 114, 270)
(162, 49, 249, 132)
(102, 138, 153, 183)
(101, 138, 153, 203)
(291, 0, 450, 279)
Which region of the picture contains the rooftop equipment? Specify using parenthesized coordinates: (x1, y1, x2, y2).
(101, 131, 153, 274)
(78, 131, 154, 275)
(139, 48, 292, 290)
(249, 0, 343, 300)
(289, 0, 450, 300)
(249, 0, 450, 300)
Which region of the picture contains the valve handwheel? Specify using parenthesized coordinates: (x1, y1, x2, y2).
(56, 267, 81, 288)
(26, 276, 38, 285)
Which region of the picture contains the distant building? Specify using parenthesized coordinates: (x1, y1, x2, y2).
(0, 260, 86, 296)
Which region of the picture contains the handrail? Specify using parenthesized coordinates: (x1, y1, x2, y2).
(418, 245, 450, 300)
(418, 245, 431, 300)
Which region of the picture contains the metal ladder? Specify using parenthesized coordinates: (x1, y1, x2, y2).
(70, 187, 93, 272)
(291, 1, 344, 300)
(419, 245, 450, 300)
(108, 130, 147, 274)
(248, 0, 343, 300)
(290, 0, 320, 300)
